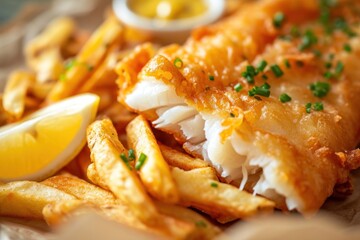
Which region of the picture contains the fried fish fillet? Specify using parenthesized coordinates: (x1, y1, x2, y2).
(116, 0, 360, 214)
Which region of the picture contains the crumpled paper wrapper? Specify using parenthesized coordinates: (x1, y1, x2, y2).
(1, 1, 360, 239)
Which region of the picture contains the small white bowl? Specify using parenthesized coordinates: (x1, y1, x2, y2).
(113, 0, 225, 44)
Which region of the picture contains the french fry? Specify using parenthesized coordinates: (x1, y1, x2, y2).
(75, 146, 92, 178)
(43, 200, 195, 239)
(25, 17, 75, 69)
(0, 181, 75, 219)
(46, 16, 123, 102)
(155, 201, 221, 240)
(159, 143, 210, 170)
(126, 115, 179, 203)
(87, 163, 109, 190)
(87, 118, 158, 222)
(42, 175, 117, 205)
(33, 48, 64, 83)
(78, 47, 120, 93)
(2, 71, 35, 120)
(171, 167, 275, 221)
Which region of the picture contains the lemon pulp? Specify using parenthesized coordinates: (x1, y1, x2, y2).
(0, 94, 99, 181)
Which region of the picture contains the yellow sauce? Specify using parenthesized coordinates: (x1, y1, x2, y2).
(128, 0, 208, 20)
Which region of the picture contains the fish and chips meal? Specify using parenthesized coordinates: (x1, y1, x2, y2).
(1, 0, 360, 239)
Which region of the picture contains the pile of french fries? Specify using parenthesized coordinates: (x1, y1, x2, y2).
(0, 11, 274, 240)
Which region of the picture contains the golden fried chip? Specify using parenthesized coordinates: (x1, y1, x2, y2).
(25, 17, 75, 69)
(155, 201, 221, 240)
(42, 175, 117, 205)
(0, 181, 75, 219)
(46, 16, 123, 102)
(87, 118, 158, 222)
(3, 71, 34, 120)
(171, 167, 275, 221)
(126, 115, 179, 203)
(86, 163, 109, 190)
(43, 200, 195, 239)
(159, 143, 210, 170)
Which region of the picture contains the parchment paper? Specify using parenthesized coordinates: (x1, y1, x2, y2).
(0, 1, 359, 239)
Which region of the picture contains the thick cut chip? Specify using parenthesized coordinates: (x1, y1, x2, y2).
(43, 200, 196, 239)
(171, 167, 275, 220)
(46, 16, 123, 102)
(3, 71, 34, 120)
(42, 175, 117, 205)
(159, 143, 210, 170)
(126, 115, 179, 203)
(155, 201, 221, 240)
(87, 118, 158, 222)
(0, 181, 75, 219)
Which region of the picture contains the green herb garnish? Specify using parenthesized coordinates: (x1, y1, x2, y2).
(305, 103, 312, 113)
(270, 64, 284, 77)
(234, 83, 243, 92)
(210, 182, 219, 188)
(135, 153, 147, 170)
(313, 102, 324, 111)
(120, 153, 132, 170)
(209, 75, 215, 81)
(248, 83, 271, 98)
(273, 12, 285, 28)
(257, 60, 268, 72)
(284, 59, 291, 68)
(343, 43, 352, 52)
(195, 221, 207, 228)
(309, 82, 331, 98)
(279, 93, 292, 103)
(128, 149, 135, 161)
(298, 30, 318, 51)
(174, 57, 183, 68)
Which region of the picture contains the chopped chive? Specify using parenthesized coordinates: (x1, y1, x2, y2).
(128, 149, 135, 161)
(234, 83, 243, 92)
(210, 182, 218, 188)
(209, 75, 215, 81)
(298, 30, 318, 51)
(195, 221, 207, 228)
(246, 65, 256, 76)
(87, 65, 94, 71)
(313, 102, 324, 111)
(328, 53, 335, 60)
(284, 59, 291, 68)
(343, 43, 352, 52)
(273, 12, 285, 28)
(174, 57, 183, 68)
(229, 113, 235, 118)
(335, 61, 344, 75)
(309, 82, 331, 98)
(279, 93, 292, 103)
(290, 25, 300, 37)
(65, 59, 76, 70)
(135, 153, 147, 170)
(120, 153, 132, 170)
(305, 103, 312, 113)
(59, 73, 66, 81)
(313, 49, 322, 58)
(262, 74, 268, 80)
(257, 60, 268, 72)
(270, 64, 284, 77)
(324, 71, 333, 79)
(324, 62, 332, 69)
(248, 83, 271, 97)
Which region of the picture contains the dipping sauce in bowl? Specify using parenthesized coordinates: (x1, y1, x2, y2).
(128, 0, 208, 20)
(113, 0, 225, 44)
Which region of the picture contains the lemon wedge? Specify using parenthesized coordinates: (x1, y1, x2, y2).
(0, 94, 100, 182)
